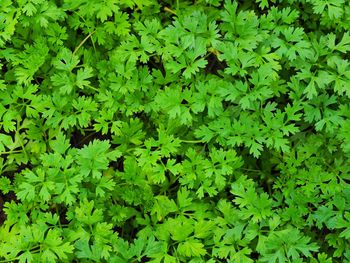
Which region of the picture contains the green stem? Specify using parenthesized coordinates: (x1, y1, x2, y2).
(0, 150, 23, 155)
(73, 11, 96, 52)
(16, 132, 28, 160)
(85, 84, 99, 92)
(73, 30, 96, 56)
(180, 140, 204, 144)
(240, 168, 261, 172)
(164, 7, 177, 15)
(0, 257, 21, 263)
(56, 206, 62, 229)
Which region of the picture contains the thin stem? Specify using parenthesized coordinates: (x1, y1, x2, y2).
(73, 30, 96, 56)
(164, 7, 177, 15)
(180, 140, 204, 144)
(56, 206, 62, 229)
(73, 11, 96, 52)
(0, 257, 21, 263)
(16, 119, 28, 159)
(0, 150, 23, 155)
(79, 131, 97, 145)
(240, 168, 261, 172)
(85, 84, 99, 92)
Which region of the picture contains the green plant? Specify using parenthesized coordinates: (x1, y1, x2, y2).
(1, 0, 350, 262)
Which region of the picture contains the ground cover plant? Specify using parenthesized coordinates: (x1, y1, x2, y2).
(1, 0, 350, 262)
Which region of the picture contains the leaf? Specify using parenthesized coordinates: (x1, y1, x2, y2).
(77, 140, 112, 178)
(75, 199, 104, 225)
(177, 239, 206, 257)
(49, 132, 70, 154)
(151, 196, 178, 222)
(194, 220, 215, 239)
(76, 67, 94, 89)
(0, 177, 12, 194)
(53, 48, 79, 71)
(259, 228, 319, 262)
(43, 229, 74, 261)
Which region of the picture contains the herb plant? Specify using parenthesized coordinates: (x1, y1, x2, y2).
(1, 0, 350, 262)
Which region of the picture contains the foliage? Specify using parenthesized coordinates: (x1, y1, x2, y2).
(0, 0, 350, 262)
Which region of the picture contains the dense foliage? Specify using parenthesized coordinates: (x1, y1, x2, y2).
(1, 0, 350, 262)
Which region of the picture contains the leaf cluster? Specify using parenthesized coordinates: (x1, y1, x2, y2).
(1, 0, 350, 262)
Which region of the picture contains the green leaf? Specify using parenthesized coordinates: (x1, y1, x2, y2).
(177, 239, 206, 258)
(75, 199, 104, 225)
(49, 132, 70, 154)
(151, 196, 178, 222)
(43, 229, 74, 261)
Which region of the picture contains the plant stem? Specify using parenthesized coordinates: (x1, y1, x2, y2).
(180, 140, 204, 144)
(164, 7, 177, 15)
(73, 30, 96, 56)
